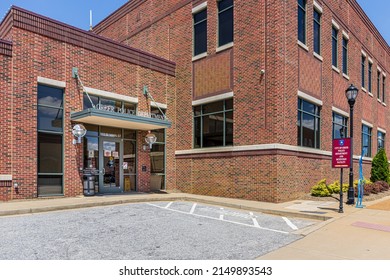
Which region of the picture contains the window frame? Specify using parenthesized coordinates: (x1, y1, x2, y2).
(332, 112, 348, 139)
(383, 75, 386, 103)
(193, 7, 208, 57)
(332, 26, 338, 68)
(342, 37, 348, 75)
(313, 8, 321, 55)
(361, 55, 366, 89)
(362, 124, 372, 157)
(193, 99, 233, 148)
(368, 61, 373, 93)
(298, 0, 307, 45)
(377, 70, 381, 100)
(217, 0, 234, 48)
(297, 98, 321, 149)
(378, 131, 385, 152)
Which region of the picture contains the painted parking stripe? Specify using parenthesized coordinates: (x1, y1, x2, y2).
(146, 203, 289, 234)
(190, 203, 197, 214)
(250, 212, 261, 228)
(282, 217, 298, 230)
(165, 202, 173, 209)
(219, 208, 224, 220)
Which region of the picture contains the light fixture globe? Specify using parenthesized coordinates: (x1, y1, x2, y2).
(72, 124, 87, 138)
(145, 131, 157, 149)
(345, 84, 358, 105)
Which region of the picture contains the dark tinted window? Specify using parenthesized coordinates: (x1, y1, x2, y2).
(194, 9, 207, 56)
(218, 0, 234, 46)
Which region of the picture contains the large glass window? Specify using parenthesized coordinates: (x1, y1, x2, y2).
(342, 37, 348, 75)
(194, 99, 233, 148)
(378, 131, 385, 152)
(368, 62, 373, 93)
(193, 8, 207, 56)
(218, 0, 234, 47)
(362, 124, 372, 157)
(298, 0, 306, 44)
(37, 85, 64, 196)
(377, 71, 381, 100)
(383, 76, 386, 103)
(83, 93, 136, 114)
(361, 56, 366, 88)
(332, 27, 338, 68)
(332, 112, 348, 139)
(297, 98, 321, 149)
(313, 9, 321, 55)
(150, 108, 166, 191)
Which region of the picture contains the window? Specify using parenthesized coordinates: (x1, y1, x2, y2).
(368, 61, 373, 93)
(298, 0, 306, 44)
(332, 27, 338, 68)
(377, 70, 381, 99)
(218, 0, 233, 47)
(383, 76, 386, 103)
(194, 99, 233, 148)
(378, 131, 385, 152)
(342, 37, 348, 75)
(297, 98, 320, 149)
(37, 85, 64, 196)
(150, 108, 166, 190)
(83, 93, 136, 114)
(313, 9, 321, 54)
(362, 124, 372, 157)
(332, 112, 348, 139)
(193, 8, 207, 56)
(361, 56, 366, 89)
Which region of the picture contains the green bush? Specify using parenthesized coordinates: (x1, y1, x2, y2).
(311, 179, 331, 197)
(328, 180, 349, 194)
(370, 148, 390, 183)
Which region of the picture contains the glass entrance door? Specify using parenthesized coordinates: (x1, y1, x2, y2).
(99, 138, 123, 193)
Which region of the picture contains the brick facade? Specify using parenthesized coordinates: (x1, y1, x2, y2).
(95, 0, 389, 202)
(1, 1, 389, 203)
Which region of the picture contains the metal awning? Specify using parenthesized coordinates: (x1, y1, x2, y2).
(70, 108, 171, 131)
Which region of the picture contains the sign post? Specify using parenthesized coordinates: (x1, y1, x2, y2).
(332, 138, 351, 213)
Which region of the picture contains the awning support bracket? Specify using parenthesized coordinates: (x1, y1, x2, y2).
(72, 67, 95, 109)
(143, 85, 168, 120)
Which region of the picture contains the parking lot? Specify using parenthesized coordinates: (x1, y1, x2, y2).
(0, 201, 317, 259)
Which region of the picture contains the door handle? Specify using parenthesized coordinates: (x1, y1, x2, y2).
(101, 168, 105, 175)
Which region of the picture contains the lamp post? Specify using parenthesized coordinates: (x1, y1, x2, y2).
(345, 84, 359, 205)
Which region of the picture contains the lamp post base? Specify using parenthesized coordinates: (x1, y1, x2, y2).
(346, 188, 355, 205)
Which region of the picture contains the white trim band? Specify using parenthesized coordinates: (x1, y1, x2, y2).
(192, 2, 207, 14)
(0, 175, 12, 181)
(298, 90, 323, 106)
(361, 50, 367, 57)
(332, 106, 349, 117)
(332, 20, 340, 30)
(362, 120, 373, 128)
(192, 92, 234, 106)
(378, 127, 387, 134)
(37, 77, 66, 88)
(368, 57, 373, 64)
(84, 87, 138, 104)
(342, 30, 349, 40)
(313, 1, 323, 13)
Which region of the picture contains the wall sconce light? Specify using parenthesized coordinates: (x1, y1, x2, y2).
(72, 124, 87, 144)
(145, 131, 157, 150)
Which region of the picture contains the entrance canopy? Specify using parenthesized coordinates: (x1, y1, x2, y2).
(71, 108, 171, 131)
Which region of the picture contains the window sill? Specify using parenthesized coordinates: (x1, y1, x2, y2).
(313, 52, 323, 61)
(368, 92, 373, 97)
(216, 42, 233, 53)
(192, 52, 207, 62)
(332, 65, 340, 73)
(298, 40, 309, 51)
(361, 87, 367, 93)
(383, 103, 387, 107)
(378, 98, 382, 103)
(342, 73, 350, 80)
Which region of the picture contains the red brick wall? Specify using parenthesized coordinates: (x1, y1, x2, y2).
(95, 0, 389, 202)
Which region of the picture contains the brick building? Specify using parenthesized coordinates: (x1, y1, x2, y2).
(1, 0, 389, 202)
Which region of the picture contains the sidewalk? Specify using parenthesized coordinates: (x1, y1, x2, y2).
(1, 192, 389, 259)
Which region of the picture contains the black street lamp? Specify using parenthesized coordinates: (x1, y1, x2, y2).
(345, 84, 359, 205)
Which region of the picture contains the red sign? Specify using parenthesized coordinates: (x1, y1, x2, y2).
(332, 138, 351, 168)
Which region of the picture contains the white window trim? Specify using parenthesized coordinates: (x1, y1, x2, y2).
(84, 86, 138, 104)
(332, 19, 340, 30)
(216, 42, 234, 53)
(192, 92, 234, 106)
(192, 52, 207, 61)
(37, 77, 66, 88)
(361, 50, 367, 57)
(378, 127, 387, 134)
(368, 57, 373, 64)
(332, 107, 349, 118)
(298, 90, 323, 106)
(343, 73, 350, 80)
(383, 72, 387, 77)
(298, 40, 309, 51)
(332, 65, 340, 73)
(313, 1, 323, 13)
(192, 2, 207, 14)
(342, 30, 349, 40)
(0, 175, 12, 181)
(362, 120, 373, 128)
(377, 66, 382, 72)
(313, 52, 323, 61)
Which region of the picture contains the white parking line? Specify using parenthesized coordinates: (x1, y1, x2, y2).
(219, 208, 224, 220)
(165, 202, 173, 209)
(250, 212, 261, 228)
(146, 203, 289, 234)
(190, 203, 197, 214)
(282, 217, 298, 230)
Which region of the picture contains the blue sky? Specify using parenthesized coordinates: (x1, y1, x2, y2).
(0, 0, 389, 45)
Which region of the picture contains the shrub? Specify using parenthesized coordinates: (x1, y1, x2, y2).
(374, 181, 390, 192)
(328, 180, 348, 194)
(311, 179, 331, 197)
(363, 182, 373, 196)
(370, 148, 390, 183)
